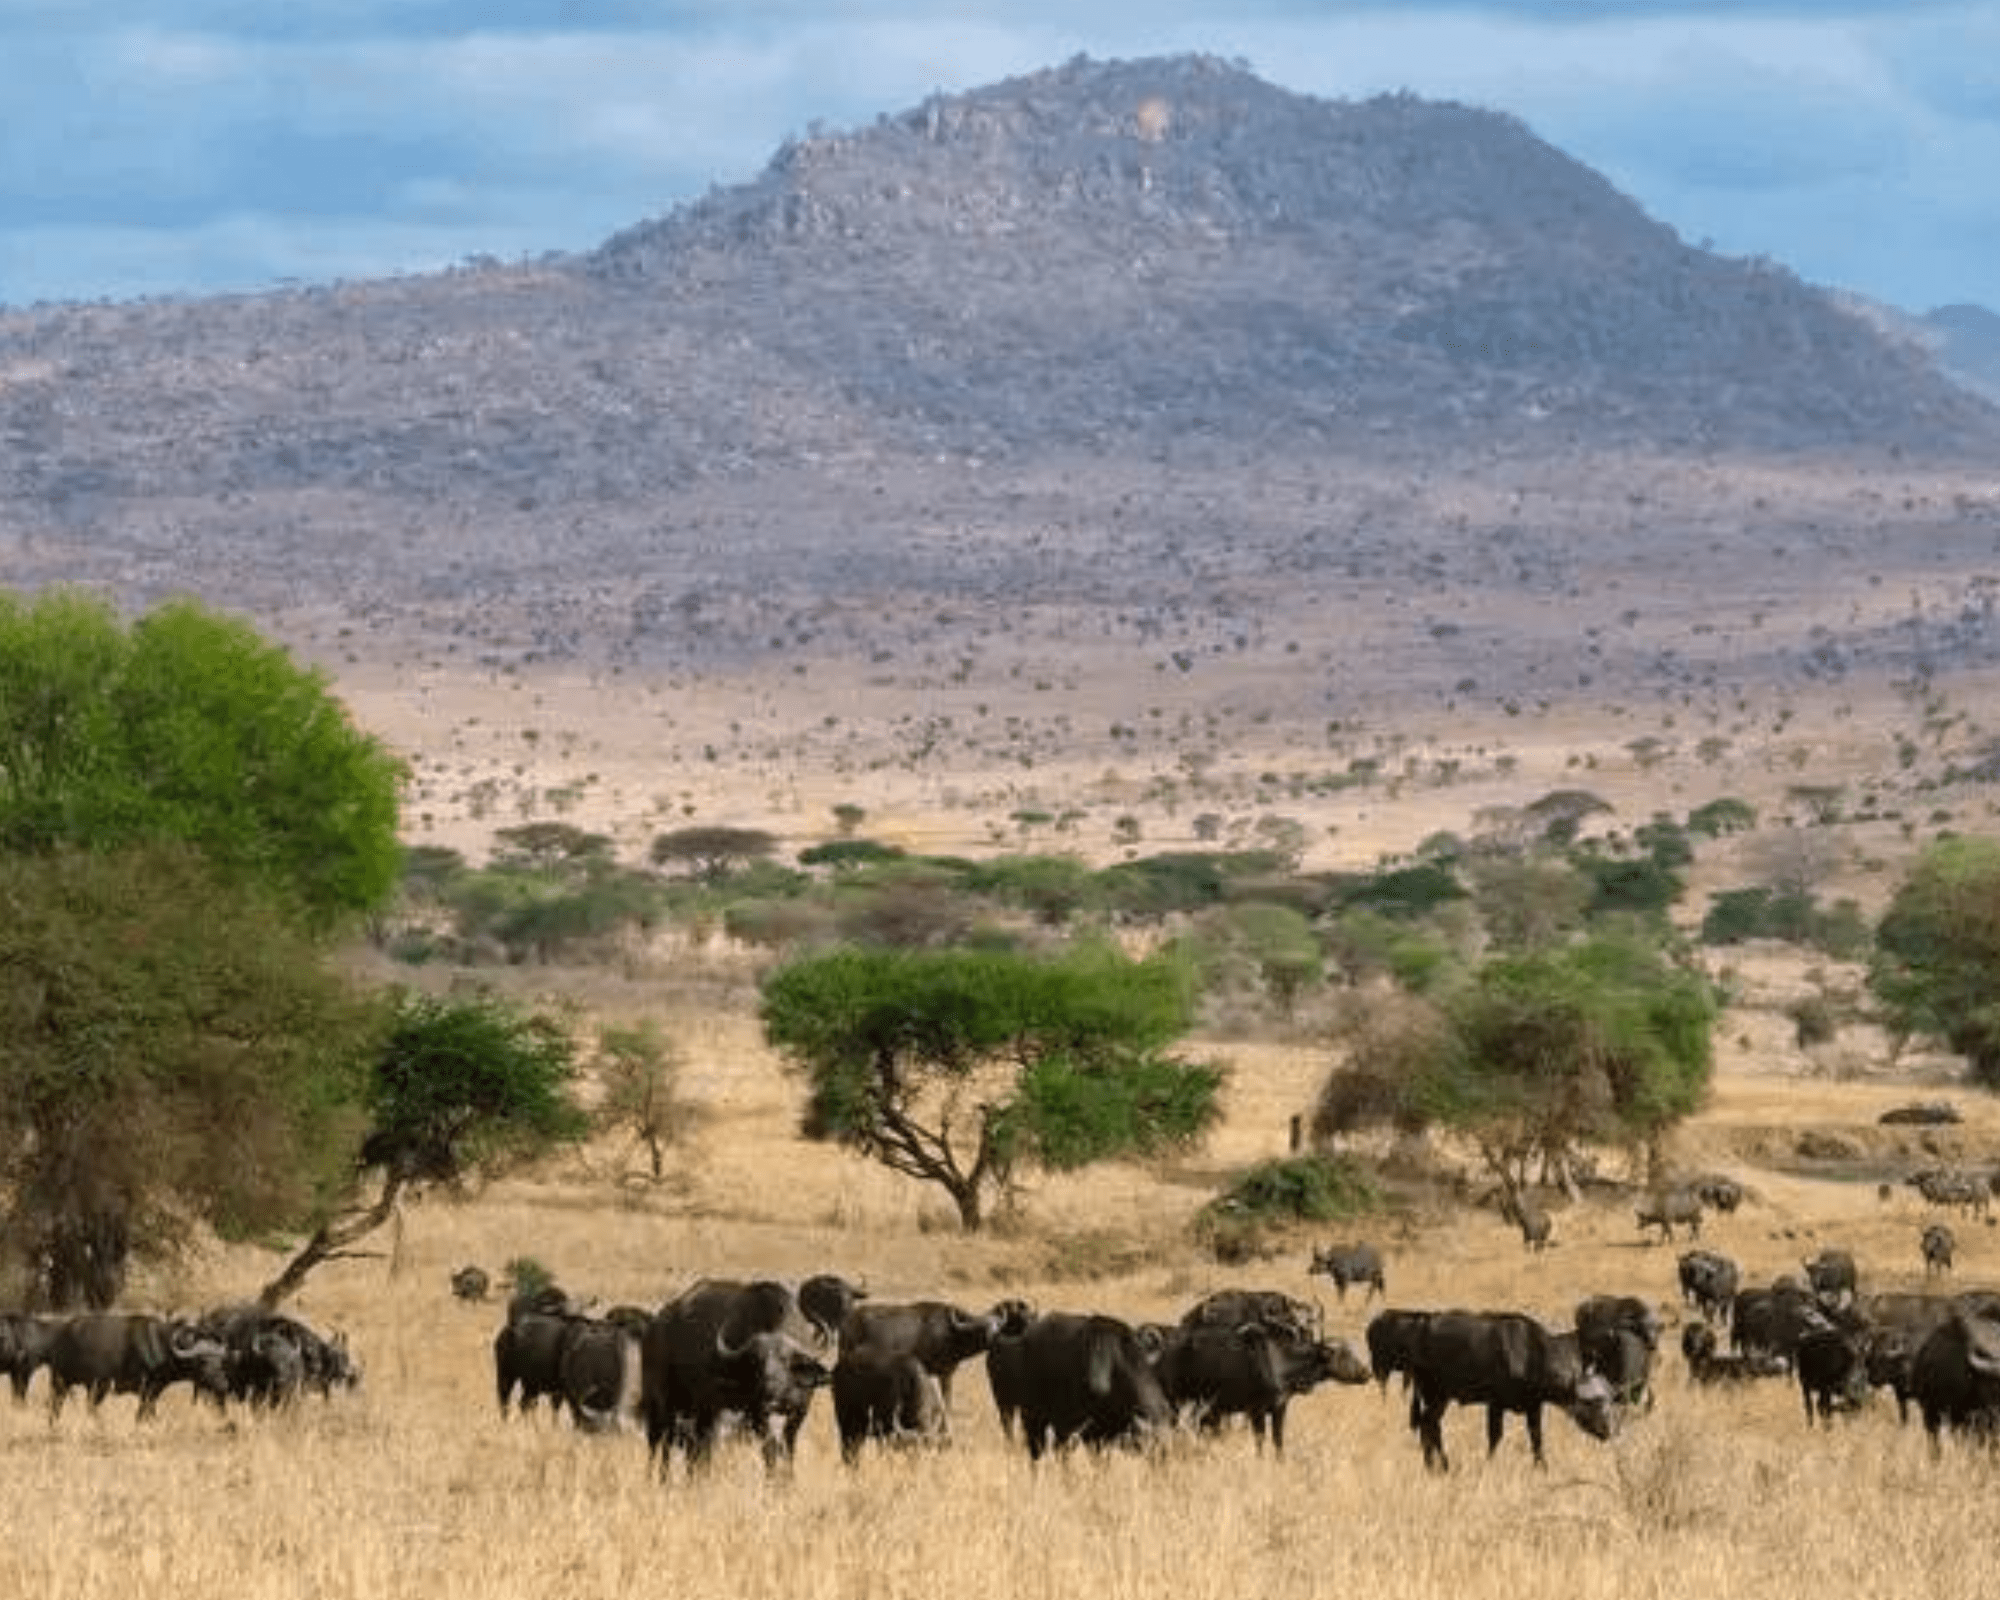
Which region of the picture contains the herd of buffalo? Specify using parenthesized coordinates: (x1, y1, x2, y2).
(8, 1175, 2000, 1476)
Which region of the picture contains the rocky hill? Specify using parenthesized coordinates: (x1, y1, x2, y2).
(0, 54, 1993, 701)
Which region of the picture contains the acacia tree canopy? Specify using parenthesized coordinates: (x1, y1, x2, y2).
(1872, 836, 2000, 1085)
(0, 845, 378, 1308)
(0, 590, 404, 928)
(760, 943, 1226, 1229)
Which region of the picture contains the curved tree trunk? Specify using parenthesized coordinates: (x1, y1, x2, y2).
(256, 1171, 407, 1309)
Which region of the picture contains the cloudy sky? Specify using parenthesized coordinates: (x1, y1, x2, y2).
(0, 1, 1990, 313)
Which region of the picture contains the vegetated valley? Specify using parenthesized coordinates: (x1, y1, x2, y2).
(4, 52, 2000, 1600)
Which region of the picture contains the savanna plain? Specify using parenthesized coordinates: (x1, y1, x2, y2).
(13, 450, 2000, 1600)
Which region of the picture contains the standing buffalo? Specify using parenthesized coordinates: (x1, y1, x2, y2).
(1364, 1308, 1433, 1395)
(44, 1314, 233, 1420)
(1677, 1250, 1740, 1326)
(451, 1266, 491, 1302)
(640, 1279, 835, 1473)
(1308, 1243, 1386, 1304)
(197, 1306, 359, 1409)
(1500, 1196, 1553, 1251)
(987, 1312, 1173, 1460)
(1404, 1311, 1620, 1472)
(832, 1298, 1028, 1460)
(1908, 1169, 1991, 1218)
(0, 1313, 58, 1402)
(1690, 1175, 1745, 1214)
(1923, 1224, 1956, 1276)
(1635, 1188, 1703, 1243)
(1909, 1304, 2000, 1451)
(1795, 1325, 1871, 1425)
(1574, 1296, 1663, 1410)
(1153, 1321, 1370, 1453)
(558, 1307, 649, 1433)
(1733, 1282, 1836, 1363)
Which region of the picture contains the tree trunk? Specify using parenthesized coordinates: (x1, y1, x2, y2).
(952, 1180, 984, 1232)
(256, 1172, 407, 1309)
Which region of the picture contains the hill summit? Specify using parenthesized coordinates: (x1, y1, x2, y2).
(587, 53, 1989, 455)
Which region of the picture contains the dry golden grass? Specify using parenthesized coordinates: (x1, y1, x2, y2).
(11, 964, 2000, 1600)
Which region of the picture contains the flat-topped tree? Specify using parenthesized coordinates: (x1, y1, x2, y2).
(648, 824, 779, 883)
(760, 942, 1226, 1229)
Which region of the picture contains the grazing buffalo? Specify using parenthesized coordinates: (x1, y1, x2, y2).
(1574, 1297, 1663, 1410)
(1923, 1224, 1956, 1276)
(1681, 1322, 1788, 1384)
(1908, 1169, 1991, 1218)
(1153, 1322, 1369, 1454)
(197, 1306, 359, 1409)
(1405, 1311, 1620, 1472)
(832, 1298, 1028, 1459)
(640, 1279, 834, 1473)
(1677, 1250, 1741, 1326)
(1796, 1326, 1871, 1425)
(1733, 1282, 1835, 1363)
(987, 1312, 1173, 1461)
(0, 1313, 58, 1402)
(832, 1349, 946, 1461)
(44, 1314, 233, 1420)
(450, 1266, 491, 1302)
(1308, 1243, 1386, 1304)
(1635, 1188, 1703, 1244)
(1804, 1248, 1859, 1305)
(1910, 1305, 2000, 1451)
(1180, 1290, 1319, 1344)
(1364, 1308, 1433, 1395)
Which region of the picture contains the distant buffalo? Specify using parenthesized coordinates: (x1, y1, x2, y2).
(1635, 1188, 1703, 1244)
(450, 1266, 491, 1302)
(1405, 1311, 1620, 1471)
(0, 1313, 58, 1403)
(1677, 1250, 1740, 1326)
(1681, 1322, 1787, 1385)
(1923, 1224, 1957, 1276)
(1574, 1296, 1663, 1410)
(1804, 1248, 1859, 1305)
(1308, 1243, 1386, 1304)
(1500, 1196, 1553, 1252)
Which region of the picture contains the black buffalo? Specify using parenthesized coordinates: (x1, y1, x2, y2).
(451, 1266, 491, 1302)
(197, 1305, 359, 1409)
(1677, 1250, 1740, 1326)
(1364, 1308, 1433, 1395)
(987, 1312, 1173, 1460)
(1574, 1296, 1663, 1410)
(0, 1312, 58, 1402)
(1909, 1304, 2000, 1451)
(1308, 1243, 1386, 1303)
(44, 1313, 232, 1420)
(558, 1307, 649, 1433)
(1734, 1282, 1836, 1362)
(797, 1274, 869, 1346)
(1796, 1326, 1871, 1425)
(1180, 1289, 1319, 1344)
(1923, 1224, 1956, 1276)
(1804, 1248, 1859, 1305)
(1154, 1322, 1370, 1453)
(1405, 1310, 1620, 1472)
(833, 1298, 1029, 1459)
(495, 1309, 580, 1418)
(1690, 1175, 1745, 1214)
(1681, 1322, 1787, 1384)
(640, 1279, 835, 1473)
(831, 1349, 947, 1461)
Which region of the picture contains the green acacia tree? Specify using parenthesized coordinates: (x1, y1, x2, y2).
(760, 943, 1226, 1229)
(257, 989, 588, 1305)
(0, 845, 378, 1308)
(0, 590, 404, 927)
(1318, 932, 1714, 1193)
(1872, 836, 2000, 1084)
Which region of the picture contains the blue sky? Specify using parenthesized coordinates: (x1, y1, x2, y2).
(0, 2, 1991, 312)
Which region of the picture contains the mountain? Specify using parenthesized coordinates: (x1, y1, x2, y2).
(0, 54, 1993, 698)
(1923, 304, 2000, 404)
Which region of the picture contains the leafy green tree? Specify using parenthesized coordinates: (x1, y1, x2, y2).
(760, 943, 1225, 1228)
(1179, 902, 1324, 1017)
(1467, 855, 1590, 951)
(964, 854, 1101, 926)
(258, 988, 587, 1304)
(1686, 797, 1758, 838)
(648, 824, 779, 883)
(0, 845, 377, 1308)
(1872, 837, 2000, 1085)
(0, 591, 403, 928)
(593, 1019, 694, 1182)
(1316, 933, 1714, 1191)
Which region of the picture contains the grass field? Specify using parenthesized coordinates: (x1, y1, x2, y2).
(8, 945, 2000, 1600)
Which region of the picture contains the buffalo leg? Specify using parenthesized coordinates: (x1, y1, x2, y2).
(1523, 1403, 1547, 1466)
(1486, 1403, 1508, 1456)
(1416, 1396, 1450, 1472)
